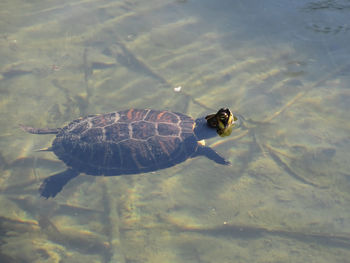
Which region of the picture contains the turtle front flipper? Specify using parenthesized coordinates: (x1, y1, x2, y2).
(20, 124, 60, 134)
(194, 145, 231, 165)
(39, 169, 79, 198)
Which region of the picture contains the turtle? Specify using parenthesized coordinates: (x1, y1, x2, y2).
(20, 108, 237, 198)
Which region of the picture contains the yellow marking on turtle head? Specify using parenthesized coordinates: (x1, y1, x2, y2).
(198, 140, 205, 146)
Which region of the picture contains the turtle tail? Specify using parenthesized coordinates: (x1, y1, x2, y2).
(39, 169, 79, 198)
(19, 124, 60, 134)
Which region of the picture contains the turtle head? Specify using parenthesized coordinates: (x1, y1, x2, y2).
(194, 108, 238, 140)
(205, 108, 237, 137)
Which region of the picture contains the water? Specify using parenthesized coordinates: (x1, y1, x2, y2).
(1, 0, 350, 262)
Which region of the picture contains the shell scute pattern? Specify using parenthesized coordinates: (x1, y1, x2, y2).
(69, 121, 90, 135)
(80, 128, 104, 143)
(118, 140, 151, 169)
(144, 110, 180, 123)
(157, 123, 180, 136)
(64, 118, 86, 133)
(53, 109, 197, 174)
(131, 121, 156, 140)
(90, 112, 117, 127)
(146, 136, 182, 163)
(104, 123, 129, 143)
(118, 109, 150, 122)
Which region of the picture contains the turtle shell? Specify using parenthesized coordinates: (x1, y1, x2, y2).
(52, 109, 198, 175)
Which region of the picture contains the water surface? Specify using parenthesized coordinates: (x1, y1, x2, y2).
(1, 0, 350, 262)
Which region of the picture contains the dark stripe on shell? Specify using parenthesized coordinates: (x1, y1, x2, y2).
(117, 140, 142, 169)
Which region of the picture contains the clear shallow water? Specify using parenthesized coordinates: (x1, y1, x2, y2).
(1, 0, 350, 262)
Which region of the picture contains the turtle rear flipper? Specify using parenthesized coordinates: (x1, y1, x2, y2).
(19, 124, 60, 134)
(39, 169, 79, 198)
